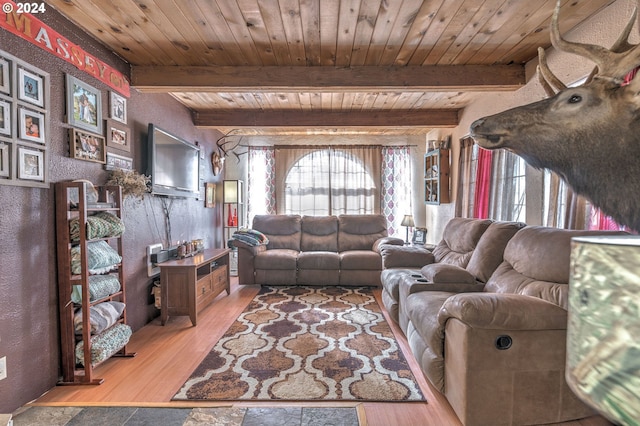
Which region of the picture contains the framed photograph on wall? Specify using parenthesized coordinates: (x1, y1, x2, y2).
(18, 107, 45, 144)
(105, 151, 133, 171)
(205, 182, 216, 208)
(109, 91, 127, 124)
(18, 67, 44, 107)
(70, 128, 106, 163)
(0, 100, 10, 136)
(66, 74, 102, 134)
(0, 143, 9, 177)
(107, 122, 130, 152)
(18, 146, 44, 181)
(0, 58, 9, 95)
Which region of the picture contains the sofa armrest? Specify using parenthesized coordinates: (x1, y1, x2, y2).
(372, 236, 405, 252)
(233, 239, 267, 255)
(438, 293, 567, 331)
(380, 244, 435, 269)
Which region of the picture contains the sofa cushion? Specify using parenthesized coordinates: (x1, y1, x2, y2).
(298, 251, 340, 269)
(301, 215, 338, 252)
(465, 221, 526, 283)
(484, 226, 627, 309)
(253, 215, 302, 251)
(421, 263, 476, 284)
(340, 250, 382, 270)
(432, 218, 492, 267)
(254, 249, 298, 269)
(380, 244, 435, 269)
(338, 214, 388, 252)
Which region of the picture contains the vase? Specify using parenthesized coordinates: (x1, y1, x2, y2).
(227, 204, 233, 226)
(233, 208, 238, 226)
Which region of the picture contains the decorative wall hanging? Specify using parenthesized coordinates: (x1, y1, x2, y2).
(18, 107, 45, 144)
(205, 182, 216, 208)
(0, 100, 10, 136)
(105, 152, 133, 171)
(109, 91, 127, 124)
(17, 146, 44, 181)
(0, 48, 50, 188)
(17, 67, 44, 107)
(70, 128, 106, 164)
(66, 74, 102, 134)
(0, 143, 9, 177)
(0, 58, 10, 95)
(107, 121, 130, 152)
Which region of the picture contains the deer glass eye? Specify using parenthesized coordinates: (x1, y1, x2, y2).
(568, 94, 582, 104)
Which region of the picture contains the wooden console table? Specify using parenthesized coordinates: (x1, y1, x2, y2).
(158, 248, 230, 326)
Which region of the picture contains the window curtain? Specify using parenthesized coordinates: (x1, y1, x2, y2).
(473, 147, 493, 219)
(381, 146, 412, 237)
(275, 145, 381, 216)
(488, 149, 525, 222)
(544, 170, 588, 229)
(455, 136, 475, 218)
(589, 207, 626, 231)
(247, 146, 276, 226)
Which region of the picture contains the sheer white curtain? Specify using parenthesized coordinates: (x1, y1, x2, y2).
(276, 146, 381, 216)
(381, 146, 412, 237)
(247, 147, 276, 226)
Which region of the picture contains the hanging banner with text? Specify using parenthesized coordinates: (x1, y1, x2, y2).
(1, 0, 131, 97)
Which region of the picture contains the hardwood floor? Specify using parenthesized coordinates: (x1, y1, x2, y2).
(30, 278, 611, 426)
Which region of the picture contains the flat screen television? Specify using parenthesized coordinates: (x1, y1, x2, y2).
(147, 124, 200, 198)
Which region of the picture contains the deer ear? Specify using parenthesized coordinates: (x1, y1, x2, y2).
(625, 74, 640, 108)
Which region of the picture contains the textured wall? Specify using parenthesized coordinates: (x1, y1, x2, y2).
(0, 8, 223, 413)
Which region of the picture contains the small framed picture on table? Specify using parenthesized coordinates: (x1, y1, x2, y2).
(412, 227, 427, 245)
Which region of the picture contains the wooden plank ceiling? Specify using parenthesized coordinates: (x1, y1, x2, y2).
(45, 0, 615, 135)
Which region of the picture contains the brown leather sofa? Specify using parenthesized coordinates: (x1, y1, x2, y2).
(380, 218, 625, 425)
(235, 214, 403, 286)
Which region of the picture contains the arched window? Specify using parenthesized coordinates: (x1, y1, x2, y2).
(284, 149, 376, 216)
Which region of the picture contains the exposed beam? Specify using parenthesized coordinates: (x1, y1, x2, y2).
(132, 65, 525, 93)
(193, 109, 460, 129)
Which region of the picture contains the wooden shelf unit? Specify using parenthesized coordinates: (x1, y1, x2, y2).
(55, 181, 135, 385)
(424, 148, 450, 205)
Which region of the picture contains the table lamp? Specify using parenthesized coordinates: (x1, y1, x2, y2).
(566, 235, 640, 425)
(401, 214, 415, 245)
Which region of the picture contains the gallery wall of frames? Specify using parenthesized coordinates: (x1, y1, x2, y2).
(0, 49, 50, 187)
(0, 48, 133, 189)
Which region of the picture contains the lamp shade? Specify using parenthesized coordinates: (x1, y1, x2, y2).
(223, 180, 238, 203)
(401, 215, 415, 227)
(567, 235, 640, 425)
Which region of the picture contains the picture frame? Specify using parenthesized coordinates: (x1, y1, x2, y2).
(412, 227, 427, 245)
(107, 122, 131, 152)
(0, 58, 9, 95)
(0, 143, 9, 177)
(18, 67, 44, 107)
(66, 74, 102, 134)
(18, 107, 45, 144)
(70, 128, 106, 163)
(18, 146, 44, 181)
(205, 182, 216, 208)
(105, 151, 133, 171)
(0, 100, 10, 136)
(109, 91, 127, 124)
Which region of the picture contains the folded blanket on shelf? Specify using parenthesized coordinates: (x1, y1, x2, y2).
(74, 301, 125, 334)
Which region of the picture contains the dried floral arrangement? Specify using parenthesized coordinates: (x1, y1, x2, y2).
(106, 169, 150, 200)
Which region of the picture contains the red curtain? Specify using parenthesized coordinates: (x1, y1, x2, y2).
(473, 148, 493, 219)
(589, 208, 626, 231)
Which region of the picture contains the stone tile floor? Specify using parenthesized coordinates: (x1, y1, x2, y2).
(11, 406, 360, 426)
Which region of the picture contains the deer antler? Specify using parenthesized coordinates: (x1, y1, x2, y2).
(538, 1, 640, 96)
(550, 0, 640, 82)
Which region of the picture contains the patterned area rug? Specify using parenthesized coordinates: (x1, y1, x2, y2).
(173, 286, 426, 402)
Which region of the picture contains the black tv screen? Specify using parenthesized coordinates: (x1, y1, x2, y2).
(147, 124, 200, 198)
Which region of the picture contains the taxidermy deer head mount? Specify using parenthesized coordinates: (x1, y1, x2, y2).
(470, 0, 640, 232)
(212, 131, 245, 176)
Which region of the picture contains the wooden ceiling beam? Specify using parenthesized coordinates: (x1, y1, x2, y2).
(193, 109, 460, 129)
(132, 65, 525, 93)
